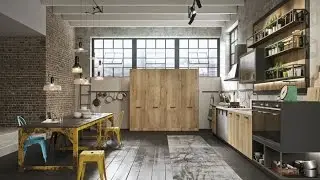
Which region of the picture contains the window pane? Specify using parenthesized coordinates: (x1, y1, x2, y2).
(104, 68, 113, 76)
(156, 39, 165, 48)
(124, 49, 132, 58)
(104, 59, 113, 63)
(209, 68, 218, 76)
(137, 40, 145, 48)
(231, 54, 235, 65)
(94, 39, 103, 48)
(155, 49, 165, 58)
(199, 68, 208, 76)
(209, 39, 218, 48)
(231, 44, 235, 54)
(179, 49, 188, 58)
(166, 39, 175, 48)
(199, 39, 208, 48)
(166, 59, 175, 68)
(124, 40, 132, 48)
(166, 49, 175, 58)
(179, 39, 188, 48)
(179, 58, 188, 68)
(104, 49, 113, 58)
(123, 68, 131, 76)
(95, 49, 103, 58)
(104, 40, 113, 48)
(114, 49, 123, 58)
(137, 49, 145, 58)
(146, 39, 155, 48)
(189, 39, 198, 48)
(114, 68, 123, 77)
(209, 49, 218, 58)
(189, 59, 198, 63)
(137, 58, 146, 67)
(146, 49, 156, 58)
(114, 40, 123, 48)
(124, 59, 132, 67)
(209, 58, 218, 67)
(198, 49, 208, 58)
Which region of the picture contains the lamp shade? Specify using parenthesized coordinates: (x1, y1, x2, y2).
(72, 56, 83, 73)
(94, 71, 104, 80)
(74, 74, 91, 85)
(74, 40, 88, 53)
(43, 77, 62, 91)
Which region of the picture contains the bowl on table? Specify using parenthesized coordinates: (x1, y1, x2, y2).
(74, 112, 82, 118)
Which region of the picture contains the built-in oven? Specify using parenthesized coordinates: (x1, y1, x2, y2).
(252, 101, 281, 144)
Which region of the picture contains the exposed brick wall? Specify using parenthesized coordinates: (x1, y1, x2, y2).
(0, 36, 46, 126)
(46, 8, 75, 117)
(0, 9, 75, 126)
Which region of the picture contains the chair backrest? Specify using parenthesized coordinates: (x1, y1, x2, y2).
(117, 111, 124, 128)
(17, 116, 27, 126)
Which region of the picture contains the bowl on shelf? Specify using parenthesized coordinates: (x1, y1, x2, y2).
(74, 112, 82, 118)
(82, 111, 92, 119)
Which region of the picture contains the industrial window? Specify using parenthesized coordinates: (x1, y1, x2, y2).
(92, 38, 133, 77)
(136, 39, 175, 69)
(92, 38, 219, 77)
(230, 27, 238, 68)
(179, 39, 219, 77)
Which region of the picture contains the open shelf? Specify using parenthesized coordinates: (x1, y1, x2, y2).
(266, 47, 304, 59)
(265, 76, 305, 83)
(253, 133, 281, 152)
(249, 9, 306, 48)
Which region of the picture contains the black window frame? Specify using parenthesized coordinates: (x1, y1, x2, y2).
(91, 38, 220, 77)
(229, 27, 238, 69)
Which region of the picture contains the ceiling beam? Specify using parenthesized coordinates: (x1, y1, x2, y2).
(53, 6, 238, 14)
(69, 20, 226, 27)
(62, 14, 232, 21)
(41, 0, 244, 6)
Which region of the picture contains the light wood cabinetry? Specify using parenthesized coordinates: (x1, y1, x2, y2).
(130, 69, 199, 131)
(227, 110, 252, 159)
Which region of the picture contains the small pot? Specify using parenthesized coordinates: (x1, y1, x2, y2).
(304, 169, 317, 178)
(303, 160, 318, 170)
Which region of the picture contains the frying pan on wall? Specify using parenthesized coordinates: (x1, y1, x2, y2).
(105, 93, 113, 104)
(93, 93, 101, 107)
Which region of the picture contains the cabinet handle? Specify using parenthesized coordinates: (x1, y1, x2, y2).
(170, 107, 176, 108)
(136, 107, 141, 108)
(187, 106, 193, 108)
(153, 106, 158, 108)
(243, 116, 249, 119)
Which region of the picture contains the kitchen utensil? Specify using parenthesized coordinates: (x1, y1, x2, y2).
(102, 92, 107, 97)
(304, 169, 318, 178)
(117, 93, 124, 100)
(254, 152, 262, 161)
(93, 93, 101, 107)
(259, 158, 264, 165)
(303, 160, 318, 170)
(105, 93, 113, 104)
(74, 112, 82, 118)
(97, 92, 102, 97)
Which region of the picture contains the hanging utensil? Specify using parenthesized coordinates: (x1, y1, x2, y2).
(105, 92, 113, 104)
(112, 92, 117, 100)
(117, 92, 124, 100)
(93, 93, 101, 107)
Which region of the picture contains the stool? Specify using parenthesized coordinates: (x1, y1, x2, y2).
(77, 150, 107, 180)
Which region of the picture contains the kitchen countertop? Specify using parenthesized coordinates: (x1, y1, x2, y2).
(215, 106, 252, 116)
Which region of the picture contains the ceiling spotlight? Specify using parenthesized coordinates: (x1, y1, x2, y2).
(195, 0, 202, 8)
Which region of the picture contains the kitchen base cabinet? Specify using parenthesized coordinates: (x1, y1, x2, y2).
(226, 109, 252, 160)
(211, 107, 217, 134)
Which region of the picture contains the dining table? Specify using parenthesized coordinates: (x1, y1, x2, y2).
(18, 113, 114, 172)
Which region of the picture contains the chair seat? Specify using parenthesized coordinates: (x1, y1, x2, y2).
(80, 150, 105, 162)
(106, 127, 120, 131)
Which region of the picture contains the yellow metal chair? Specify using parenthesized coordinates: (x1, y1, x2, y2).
(104, 111, 124, 145)
(77, 150, 107, 180)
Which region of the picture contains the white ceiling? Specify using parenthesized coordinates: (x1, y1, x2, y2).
(41, 0, 243, 27)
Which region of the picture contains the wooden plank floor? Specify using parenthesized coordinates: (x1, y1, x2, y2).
(0, 130, 273, 180)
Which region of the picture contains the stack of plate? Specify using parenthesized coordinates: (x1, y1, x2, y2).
(80, 107, 92, 119)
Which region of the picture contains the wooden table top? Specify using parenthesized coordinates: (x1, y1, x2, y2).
(19, 113, 113, 129)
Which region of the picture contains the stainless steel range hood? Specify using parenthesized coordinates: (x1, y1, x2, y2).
(224, 44, 247, 82)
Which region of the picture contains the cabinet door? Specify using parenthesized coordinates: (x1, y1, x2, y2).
(130, 70, 146, 131)
(166, 70, 181, 131)
(227, 112, 233, 145)
(234, 113, 241, 150)
(180, 70, 199, 131)
(212, 108, 217, 134)
(243, 115, 252, 159)
(145, 70, 163, 131)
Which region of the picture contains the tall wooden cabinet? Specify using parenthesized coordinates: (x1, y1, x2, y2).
(130, 69, 199, 131)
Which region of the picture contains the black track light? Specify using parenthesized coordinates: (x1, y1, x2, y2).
(195, 0, 202, 8)
(188, 6, 197, 25)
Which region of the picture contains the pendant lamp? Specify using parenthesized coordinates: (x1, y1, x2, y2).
(43, 77, 62, 91)
(94, 71, 104, 80)
(74, 38, 88, 53)
(74, 73, 91, 85)
(72, 56, 83, 73)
